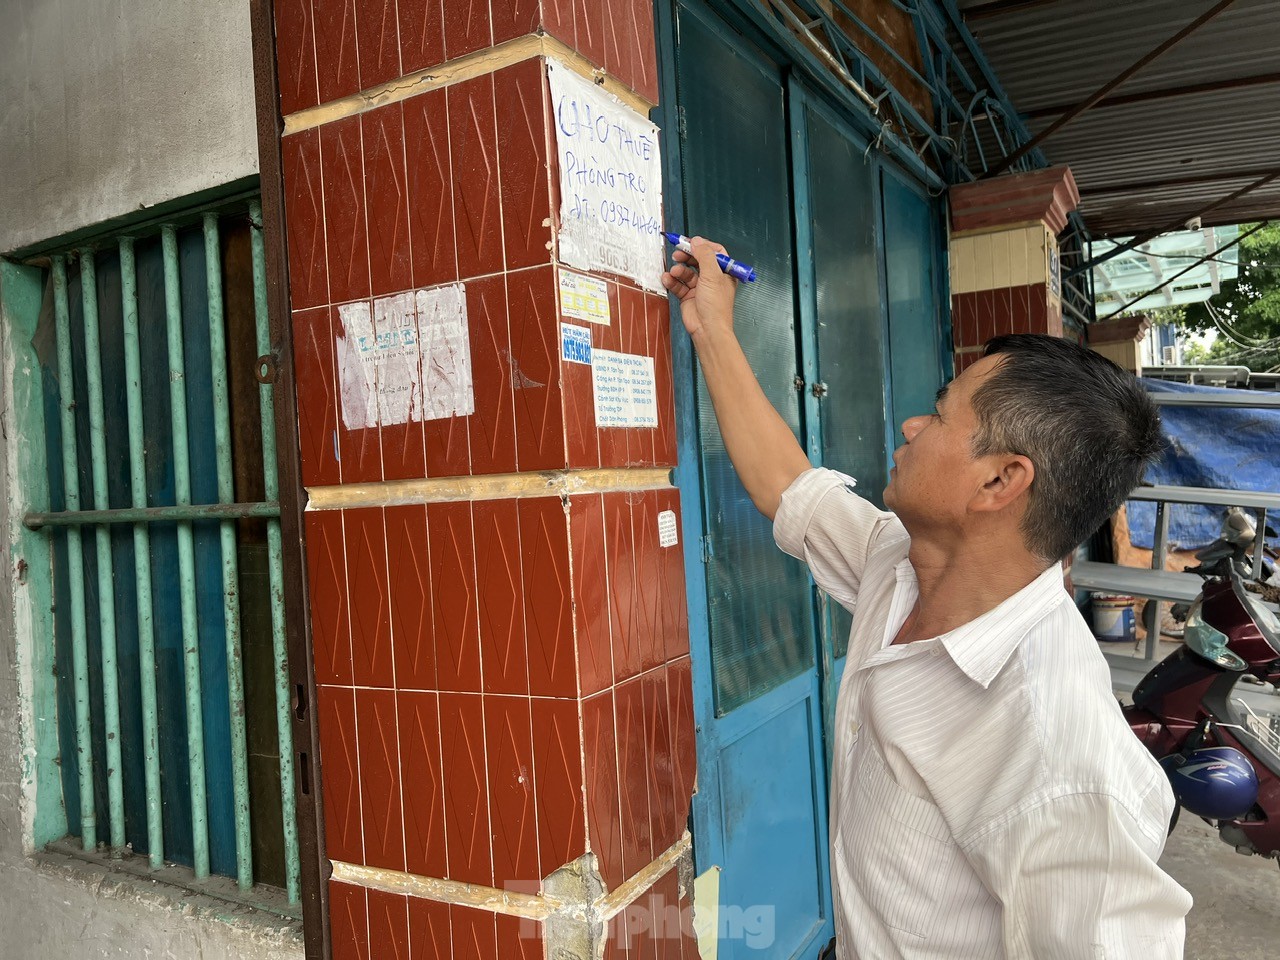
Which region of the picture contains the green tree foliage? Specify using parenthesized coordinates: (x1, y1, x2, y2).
(1182, 222, 1280, 371)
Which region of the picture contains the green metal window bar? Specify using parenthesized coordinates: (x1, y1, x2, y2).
(25, 199, 300, 905)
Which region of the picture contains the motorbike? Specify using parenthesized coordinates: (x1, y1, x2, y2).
(1123, 512, 1280, 861)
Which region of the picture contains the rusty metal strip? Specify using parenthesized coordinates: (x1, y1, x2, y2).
(306, 467, 674, 511)
(329, 861, 561, 920)
(282, 34, 654, 137)
(595, 835, 691, 921)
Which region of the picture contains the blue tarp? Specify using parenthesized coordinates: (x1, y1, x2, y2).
(1126, 379, 1280, 551)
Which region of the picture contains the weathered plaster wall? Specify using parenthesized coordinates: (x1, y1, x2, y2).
(0, 0, 259, 254)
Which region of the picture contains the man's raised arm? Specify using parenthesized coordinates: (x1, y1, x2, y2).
(660, 237, 811, 520)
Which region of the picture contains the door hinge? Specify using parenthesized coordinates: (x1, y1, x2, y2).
(699, 535, 714, 563)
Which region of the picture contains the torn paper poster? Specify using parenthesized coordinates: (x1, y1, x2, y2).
(560, 323, 593, 365)
(592, 349, 657, 428)
(558, 268, 611, 325)
(337, 283, 473, 430)
(658, 509, 679, 547)
(547, 59, 665, 293)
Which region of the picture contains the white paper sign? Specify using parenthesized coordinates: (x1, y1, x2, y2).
(559, 269, 611, 325)
(547, 59, 665, 292)
(560, 322, 593, 365)
(658, 510, 679, 548)
(337, 283, 472, 430)
(592, 349, 657, 428)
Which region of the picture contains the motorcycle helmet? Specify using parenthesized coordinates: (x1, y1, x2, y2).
(1160, 746, 1258, 821)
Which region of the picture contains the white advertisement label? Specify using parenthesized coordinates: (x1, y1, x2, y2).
(547, 59, 665, 293)
(592, 349, 657, 428)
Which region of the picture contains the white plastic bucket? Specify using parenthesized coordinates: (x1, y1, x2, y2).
(1092, 594, 1136, 642)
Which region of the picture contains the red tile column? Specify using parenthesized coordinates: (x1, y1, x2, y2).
(947, 165, 1081, 371)
(263, 3, 695, 958)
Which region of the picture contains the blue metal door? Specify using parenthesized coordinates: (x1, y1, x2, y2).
(658, 4, 948, 957)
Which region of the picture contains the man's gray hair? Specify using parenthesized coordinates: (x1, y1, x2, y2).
(971, 334, 1165, 564)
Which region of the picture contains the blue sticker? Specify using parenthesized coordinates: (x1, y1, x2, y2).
(560, 322, 593, 365)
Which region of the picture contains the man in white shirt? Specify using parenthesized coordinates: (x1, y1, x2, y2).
(660, 238, 1192, 958)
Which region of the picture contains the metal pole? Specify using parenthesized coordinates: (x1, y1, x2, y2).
(51, 255, 97, 851)
(25, 501, 282, 529)
(78, 250, 126, 850)
(1146, 502, 1171, 662)
(249, 200, 301, 903)
(986, 0, 1239, 177)
(1253, 508, 1268, 582)
(203, 213, 254, 891)
(120, 237, 164, 868)
(161, 225, 210, 878)
(1097, 221, 1270, 321)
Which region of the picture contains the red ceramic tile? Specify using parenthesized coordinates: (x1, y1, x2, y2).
(484, 694, 539, 883)
(333, 301, 384, 483)
(632, 0, 659, 103)
(408, 896, 451, 959)
(651, 870, 683, 960)
(571, 494, 612, 695)
(491, 0, 541, 44)
(275, 0, 319, 116)
(356, 0, 402, 89)
(496, 913, 543, 960)
(386, 505, 435, 689)
(317, 686, 362, 863)
(949, 292, 973, 350)
(329, 880, 370, 960)
(563, 331, 601, 468)
(313, 0, 361, 103)
(403, 89, 458, 289)
(667, 657, 695, 828)
(430, 501, 481, 692)
(345, 507, 393, 687)
(602, 0, 639, 94)
(605, 493, 640, 682)
(508, 266, 567, 471)
(1030, 282, 1048, 334)
(495, 59, 553, 271)
(306, 509, 352, 685)
(293, 306, 341, 485)
(281, 129, 328, 310)
(1010, 284, 1032, 335)
(632, 494, 663, 673)
(622, 891, 657, 960)
(572, 0, 606, 68)
(648, 294, 677, 467)
(320, 116, 371, 305)
(367, 890, 410, 960)
(424, 403, 471, 478)
(450, 904, 498, 959)
(362, 105, 414, 297)
(532, 696, 586, 879)
(642, 668, 677, 855)
(439, 692, 493, 884)
(373, 292, 428, 482)
(582, 689, 623, 892)
(397, 0, 445, 75)
(466, 274, 518, 475)
(447, 75, 504, 280)
(398, 690, 447, 878)
(356, 687, 405, 869)
(521, 497, 576, 698)
(442, 0, 492, 59)
(976, 288, 996, 347)
(995, 286, 1015, 338)
(677, 885, 700, 960)
(615, 675, 651, 879)
(605, 911, 629, 960)
(654, 489, 688, 662)
(474, 499, 527, 695)
(541, 0, 574, 48)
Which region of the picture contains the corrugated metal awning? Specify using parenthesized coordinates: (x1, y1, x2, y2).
(958, 0, 1280, 237)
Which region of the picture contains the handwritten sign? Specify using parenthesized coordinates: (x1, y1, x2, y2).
(337, 283, 473, 430)
(592, 349, 657, 428)
(547, 59, 665, 293)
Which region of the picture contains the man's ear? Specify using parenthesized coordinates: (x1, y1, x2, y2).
(972, 454, 1034, 513)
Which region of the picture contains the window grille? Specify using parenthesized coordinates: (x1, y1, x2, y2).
(23, 200, 300, 905)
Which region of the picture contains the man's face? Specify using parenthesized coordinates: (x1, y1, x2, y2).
(883, 355, 1005, 529)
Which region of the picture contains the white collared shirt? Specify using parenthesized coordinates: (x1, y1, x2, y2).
(774, 469, 1192, 959)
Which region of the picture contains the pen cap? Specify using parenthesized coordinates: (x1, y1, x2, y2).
(716, 254, 757, 283)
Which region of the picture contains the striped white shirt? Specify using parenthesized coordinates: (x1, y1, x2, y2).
(774, 469, 1192, 959)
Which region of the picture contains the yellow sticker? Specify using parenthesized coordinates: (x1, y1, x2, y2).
(558, 269, 611, 325)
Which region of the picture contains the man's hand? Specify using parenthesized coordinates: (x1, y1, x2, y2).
(658, 234, 809, 520)
(661, 236, 737, 343)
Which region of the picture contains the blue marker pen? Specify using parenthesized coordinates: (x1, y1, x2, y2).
(663, 232, 758, 283)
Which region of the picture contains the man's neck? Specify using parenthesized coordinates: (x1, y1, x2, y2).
(894, 532, 1050, 645)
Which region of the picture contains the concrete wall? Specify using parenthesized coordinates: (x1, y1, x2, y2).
(0, 0, 260, 254)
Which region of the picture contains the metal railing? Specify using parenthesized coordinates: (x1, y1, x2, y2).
(26, 201, 299, 903)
